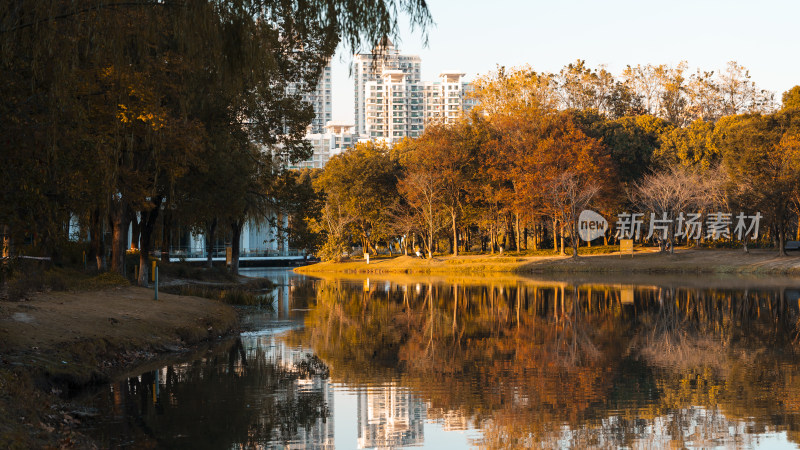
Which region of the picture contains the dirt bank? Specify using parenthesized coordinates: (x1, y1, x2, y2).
(0, 286, 238, 449)
(295, 248, 800, 276)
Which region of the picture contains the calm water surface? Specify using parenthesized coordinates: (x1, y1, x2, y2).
(82, 268, 800, 449)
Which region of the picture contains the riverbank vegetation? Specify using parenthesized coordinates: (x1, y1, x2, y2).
(308, 68, 800, 261)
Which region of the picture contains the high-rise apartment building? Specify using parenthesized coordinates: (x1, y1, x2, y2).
(354, 40, 475, 143)
(287, 61, 332, 134)
(353, 39, 421, 137)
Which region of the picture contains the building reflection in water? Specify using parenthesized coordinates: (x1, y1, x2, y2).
(357, 384, 426, 448)
(90, 331, 335, 449)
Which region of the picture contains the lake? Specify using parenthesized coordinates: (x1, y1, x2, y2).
(81, 268, 800, 449)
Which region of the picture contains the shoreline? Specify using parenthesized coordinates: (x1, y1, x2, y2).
(0, 285, 240, 448)
(295, 248, 800, 277)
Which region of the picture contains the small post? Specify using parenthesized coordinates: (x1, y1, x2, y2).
(151, 260, 157, 282)
(364, 252, 370, 264)
(154, 267, 159, 300)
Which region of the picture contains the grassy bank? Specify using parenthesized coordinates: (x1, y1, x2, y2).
(0, 285, 239, 449)
(295, 248, 800, 276)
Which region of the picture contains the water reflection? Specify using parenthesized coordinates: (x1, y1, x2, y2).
(84, 272, 800, 449)
(289, 275, 800, 448)
(88, 333, 334, 449)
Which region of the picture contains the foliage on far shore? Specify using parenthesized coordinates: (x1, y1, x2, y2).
(308, 70, 800, 261)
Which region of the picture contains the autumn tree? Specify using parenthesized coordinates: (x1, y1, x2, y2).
(783, 86, 800, 111)
(716, 112, 800, 255)
(534, 113, 614, 256)
(394, 122, 478, 256)
(654, 119, 718, 170)
(397, 169, 448, 258)
(315, 142, 399, 256)
(633, 165, 707, 253)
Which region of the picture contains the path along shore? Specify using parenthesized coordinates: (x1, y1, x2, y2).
(0, 286, 238, 448)
(295, 248, 800, 276)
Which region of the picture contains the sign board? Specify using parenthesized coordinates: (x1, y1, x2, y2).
(225, 247, 232, 266)
(620, 239, 634, 257)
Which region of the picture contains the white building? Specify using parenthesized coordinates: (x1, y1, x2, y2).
(290, 122, 358, 170)
(354, 40, 476, 143)
(354, 39, 421, 138)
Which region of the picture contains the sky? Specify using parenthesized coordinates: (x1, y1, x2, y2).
(330, 0, 800, 122)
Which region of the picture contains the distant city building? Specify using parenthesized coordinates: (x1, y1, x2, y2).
(287, 60, 332, 134)
(285, 41, 477, 170)
(354, 39, 475, 143)
(290, 121, 357, 170)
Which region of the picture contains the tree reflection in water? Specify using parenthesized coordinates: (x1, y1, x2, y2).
(88, 336, 333, 449)
(289, 276, 800, 448)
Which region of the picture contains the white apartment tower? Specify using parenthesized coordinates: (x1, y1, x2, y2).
(353, 39, 421, 137)
(354, 40, 475, 143)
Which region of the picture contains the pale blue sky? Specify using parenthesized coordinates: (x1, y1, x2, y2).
(331, 0, 800, 122)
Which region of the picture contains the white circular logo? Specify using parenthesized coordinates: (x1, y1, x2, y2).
(578, 210, 608, 242)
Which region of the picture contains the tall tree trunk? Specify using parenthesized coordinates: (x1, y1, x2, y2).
(523, 227, 528, 250)
(778, 217, 787, 256)
(231, 219, 243, 276)
(109, 201, 130, 275)
(490, 224, 495, 254)
(452, 210, 458, 256)
(560, 226, 566, 256)
(571, 221, 579, 259)
(137, 196, 163, 287)
(89, 207, 106, 271)
(515, 213, 521, 252)
(553, 219, 558, 254)
(205, 217, 217, 269)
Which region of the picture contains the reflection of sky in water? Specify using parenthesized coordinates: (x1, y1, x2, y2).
(84, 269, 800, 449)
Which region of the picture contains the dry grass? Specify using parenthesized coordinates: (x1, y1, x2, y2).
(296, 248, 800, 276)
(161, 282, 273, 307)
